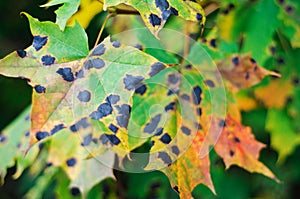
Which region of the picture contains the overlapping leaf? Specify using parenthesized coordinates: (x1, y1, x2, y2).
(104, 0, 205, 36)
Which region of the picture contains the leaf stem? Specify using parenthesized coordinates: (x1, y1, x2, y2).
(94, 13, 114, 48)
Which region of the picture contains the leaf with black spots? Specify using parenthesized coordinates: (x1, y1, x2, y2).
(103, 0, 206, 37)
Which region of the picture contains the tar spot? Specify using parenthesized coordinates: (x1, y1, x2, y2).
(106, 134, 121, 145)
(162, 10, 171, 20)
(158, 152, 172, 165)
(41, 55, 55, 66)
(155, 0, 169, 11)
(70, 118, 90, 132)
(292, 78, 299, 86)
(185, 64, 192, 69)
(160, 133, 171, 144)
(90, 103, 113, 120)
(181, 94, 190, 101)
(232, 57, 239, 66)
(167, 89, 175, 96)
(277, 0, 284, 5)
(116, 104, 131, 128)
(91, 44, 106, 56)
(230, 150, 235, 157)
(25, 131, 30, 137)
(173, 186, 180, 194)
(66, 158, 77, 167)
(75, 69, 84, 78)
(196, 107, 202, 116)
(168, 74, 179, 84)
(135, 84, 147, 95)
(219, 119, 226, 127)
(0, 135, 6, 143)
(192, 86, 202, 105)
(81, 134, 92, 146)
(33, 35, 48, 51)
(123, 74, 144, 90)
(109, 123, 119, 133)
(34, 85, 46, 93)
(170, 7, 178, 15)
(234, 137, 241, 143)
(171, 146, 180, 155)
(245, 72, 250, 80)
(210, 39, 217, 48)
(149, 14, 162, 27)
(150, 140, 155, 147)
(250, 58, 256, 64)
(99, 134, 109, 144)
(205, 79, 215, 87)
(106, 94, 120, 105)
(56, 67, 74, 82)
(50, 124, 65, 135)
(196, 13, 203, 21)
(77, 90, 91, 102)
(144, 114, 162, 134)
(277, 57, 285, 65)
(70, 187, 81, 196)
(112, 40, 121, 48)
(165, 102, 176, 111)
(84, 58, 105, 70)
(46, 162, 53, 168)
(35, 131, 49, 141)
(17, 50, 26, 58)
(155, 128, 163, 136)
(181, 126, 191, 135)
(149, 62, 165, 77)
(285, 5, 294, 13)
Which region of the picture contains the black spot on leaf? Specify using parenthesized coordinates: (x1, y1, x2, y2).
(149, 14, 162, 26)
(34, 85, 46, 93)
(205, 79, 215, 87)
(210, 39, 217, 48)
(56, 67, 74, 82)
(81, 134, 92, 146)
(135, 84, 147, 95)
(77, 90, 91, 102)
(116, 104, 131, 128)
(66, 158, 77, 167)
(50, 124, 65, 135)
(99, 134, 109, 144)
(112, 40, 121, 48)
(168, 74, 179, 84)
(160, 133, 171, 144)
(185, 64, 192, 69)
(196, 13, 203, 21)
(0, 135, 7, 143)
(123, 74, 144, 90)
(36, 131, 49, 141)
(162, 10, 171, 20)
(41, 55, 55, 66)
(109, 123, 119, 133)
(155, 128, 163, 136)
(144, 114, 161, 134)
(106, 94, 120, 105)
(91, 44, 106, 56)
(173, 186, 180, 193)
(181, 126, 191, 135)
(17, 50, 26, 58)
(70, 187, 81, 196)
(171, 146, 180, 155)
(33, 35, 48, 51)
(196, 107, 202, 116)
(219, 119, 226, 127)
(234, 137, 241, 143)
(106, 134, 121, 145)
(158, 152, 172, 165)
(75, 69, 84, 79)
(181, 94, 190, 101)
(170, 7, 178, 15)
(25, 131, 30, 137)
(84, 58, 105, 70)
(192, 86, 202, 105)
(232, 57, 239, 66)
(230, 150, 235, 157)
(70, 118, 90, 132)
(155, 0, 169, 11)
(165, 102, 175, 111)
(149, 62, 165, 77)
(90, 103, 113, 120)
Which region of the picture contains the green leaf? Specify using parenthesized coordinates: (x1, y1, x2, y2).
(104, 0, 205, 37)
(0, 106, 38, 183)
(41, 0, 81, 30)
(266, 108, 300, 162)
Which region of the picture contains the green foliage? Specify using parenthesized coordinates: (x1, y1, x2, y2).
(0, 0, 300, 198)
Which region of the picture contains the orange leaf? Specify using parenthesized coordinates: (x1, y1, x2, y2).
(214, 116, 279, 182)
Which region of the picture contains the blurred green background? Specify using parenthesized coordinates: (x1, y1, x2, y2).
(1, 0, 300, 198)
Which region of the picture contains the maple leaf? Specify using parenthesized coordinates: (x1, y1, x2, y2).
(0, 14, 167, 154)
(103, 0, 205, 37)
(41, 0, 81, 30)
(213, 115, 279, 182)
(218, 54, 280, 89)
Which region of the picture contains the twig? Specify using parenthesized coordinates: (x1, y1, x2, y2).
(94, 13, 114, 48)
